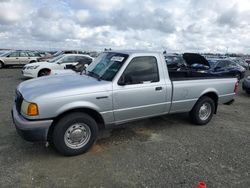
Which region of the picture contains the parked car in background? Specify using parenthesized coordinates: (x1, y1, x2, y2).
(37, 50, 85, 62)
(245, 59, 250, 70)
(33, 51, 52, 57)
(165, 53, 212, 78)
(0, 50, 10, 56)
(164, 54, 187, 71)
(206, 59, 246, 80)
(50, 61, 89, 76)
(229, 57, 249, 69)
(0, 51, 40, 68)
(22, 54, 93, 78)
(12, 51, 237, 156)
(242, 76, 250, 94)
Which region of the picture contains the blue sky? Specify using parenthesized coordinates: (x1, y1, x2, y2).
(0, 0, 250, 53)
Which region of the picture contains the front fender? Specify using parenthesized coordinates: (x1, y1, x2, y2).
(56, 101, 101, 116)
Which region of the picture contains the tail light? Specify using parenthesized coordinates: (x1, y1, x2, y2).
(234, 82, 238, 93)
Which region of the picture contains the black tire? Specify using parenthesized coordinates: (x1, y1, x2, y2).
(52, 112, 98, 156)
(246, 91, 250, 94)
(189, 96, 215, 125)
(38, 69, 50, 77)
(0, 61, 4, 69)
(235, 73, 241, 81)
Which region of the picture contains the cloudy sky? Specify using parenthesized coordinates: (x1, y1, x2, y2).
(0, 0, 250, 53)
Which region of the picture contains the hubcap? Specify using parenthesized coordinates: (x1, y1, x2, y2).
(199, 102, 211, 121)
(64, 123, 91, 149)
(40, 71, 49, 76)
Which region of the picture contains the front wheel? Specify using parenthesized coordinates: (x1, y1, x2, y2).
(38, 69, 50, 77)
(0, 61, 4, 69)
(189, 96, 215, 125)
(52, 112, 98, 156)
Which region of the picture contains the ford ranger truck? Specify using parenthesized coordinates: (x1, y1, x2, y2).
(12, 51, 238, 156)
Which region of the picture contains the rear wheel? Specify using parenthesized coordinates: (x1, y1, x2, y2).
(52, 112, 98, 156)
(0, 61, 4, 69)
(189, 96, 215, 125)
(38, 69, 50, 77)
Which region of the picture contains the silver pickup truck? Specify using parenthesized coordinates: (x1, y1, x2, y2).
(12, 51, 238, 156)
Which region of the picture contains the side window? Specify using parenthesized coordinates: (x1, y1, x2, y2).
(27, 52, 36, 57)
(8, 52, 19, 57)
(20, 52, 28, 57)
(62, 56, 75, 63)
(75, 57, 92, 64)
(228, 62, 237, 67)
(217, 61, 227, 68)
(120, 56, 159, 85)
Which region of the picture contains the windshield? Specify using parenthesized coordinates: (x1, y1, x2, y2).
(53, 51, 63, 57)
(0, 51, 11, 57)
(49, 54, 64, 63)
(86, 52, 129, 81)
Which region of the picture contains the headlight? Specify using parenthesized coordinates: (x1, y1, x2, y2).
(21, 100, 39, 116)
(27, 65, 39, 69)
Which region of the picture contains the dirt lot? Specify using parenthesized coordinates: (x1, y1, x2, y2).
(0, 68, 249, 188)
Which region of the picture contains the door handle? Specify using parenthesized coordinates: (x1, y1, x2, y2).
(155, 87, 162, 91)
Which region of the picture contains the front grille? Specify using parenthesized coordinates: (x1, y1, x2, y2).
(15, 90, 23, 114)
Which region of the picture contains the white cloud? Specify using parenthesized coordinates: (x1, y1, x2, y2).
(0, 0, 30, 24)
(0, 0, 250, 53)
(72, 0, 123, 11)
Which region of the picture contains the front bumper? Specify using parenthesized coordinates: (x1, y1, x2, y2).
(21, 69, 36, 78)
(11, 105, 53, 142)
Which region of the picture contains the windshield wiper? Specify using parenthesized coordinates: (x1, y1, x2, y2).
(87, 71, 102, 81)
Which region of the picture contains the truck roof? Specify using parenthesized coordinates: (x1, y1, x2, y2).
(109, 50, 161, 55)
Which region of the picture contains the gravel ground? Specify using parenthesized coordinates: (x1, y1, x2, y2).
(0, 67, 249, 188)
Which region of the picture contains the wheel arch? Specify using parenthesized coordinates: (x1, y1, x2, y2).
(198, 91, 219, 114)
(29, 60, 37, 64)
(38, 68, 51, 77)
(0, 60, 4, 67)
(47, 107, 105, 141)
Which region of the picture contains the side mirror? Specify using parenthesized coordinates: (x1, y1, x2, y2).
(118, 75, 126, 86)
(118, 74, 132, 86)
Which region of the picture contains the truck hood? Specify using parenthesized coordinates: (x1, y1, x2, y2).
(50, 69, 76, 75)
(17, 74, 112, 102)
(183, 53, 210, 67)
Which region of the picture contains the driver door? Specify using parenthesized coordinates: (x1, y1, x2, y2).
(113, 56, 168, 123)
